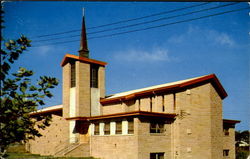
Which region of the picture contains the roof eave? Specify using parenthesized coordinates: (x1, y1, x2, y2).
(30, 108, 63, 116)
(65, 111, 177, 121)
(61, 54, 107, 67)
(100, 74, 228, 105)
(223, 119, 241, 124)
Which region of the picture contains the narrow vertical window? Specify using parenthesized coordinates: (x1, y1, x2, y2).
(90, 65, 99, 88)
(104, 122, 110, 135)
(173, 93, 176, 111)
(128, 119, 134, 134)
(150, 97, 153, 112)
(94, 123, 99, 135)
(138, 99, 141, 111)
(223, 128, 229, 136)
(116, 121, 122, 134)
(150, 152, 164, 159)
(70, 62, 76, 87)
(162, 95, 165, 112)
(223, 150, 229, 156)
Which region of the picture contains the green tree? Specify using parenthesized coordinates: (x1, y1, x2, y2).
(235, 130, 250, 159)
(235, 130, 249, 144)
(0, 9, 58, 157)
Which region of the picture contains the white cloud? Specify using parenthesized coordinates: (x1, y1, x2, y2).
(34, 45, 54, 56)
(207, 29, 236, 47)
(213, 32, 235, 47)
(113, 47, 170, 62)
(168, 26, 236, 47)
(168, 35, 184, 44)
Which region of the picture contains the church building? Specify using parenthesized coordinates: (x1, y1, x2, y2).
(26, 13, 240, 159)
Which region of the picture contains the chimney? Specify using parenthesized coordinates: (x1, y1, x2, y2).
(78, 8, 89, 58)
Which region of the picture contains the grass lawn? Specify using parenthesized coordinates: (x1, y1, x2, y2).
(5, 152, 96, 159)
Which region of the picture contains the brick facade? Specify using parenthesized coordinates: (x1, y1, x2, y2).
(27, 113, 69, 156)
(27, 54, 239, 159)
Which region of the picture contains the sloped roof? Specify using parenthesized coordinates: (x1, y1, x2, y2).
(61, 54, 107, 67)
(223, 119, 241, 124)
(30, 105, 63, 116)
(101, 74, 227, 105)
(223, 119, 241, 127)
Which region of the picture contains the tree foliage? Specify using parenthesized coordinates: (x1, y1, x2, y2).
(235, 130, 249, 144)
(235, 130, 250, 159)
(0, 9, 58, 155)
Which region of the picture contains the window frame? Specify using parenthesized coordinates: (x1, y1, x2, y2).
(90, 65, 99, 88)
(223, 128, 229, 136)
(128, 119, 134, 134)
(115, 121, 122, 134)
(104, 122, 110, 135)
(223, 149, 229, 156)
(94, 123, 99, 135)
(150, 152, 164, 159)
(150, 97, 153, 112)
(162, 95, 165, 112)
(70, 61, 76, 88)
(150, 122, 165, 134)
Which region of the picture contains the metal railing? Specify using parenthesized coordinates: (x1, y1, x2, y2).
(54, 137, 79, 156)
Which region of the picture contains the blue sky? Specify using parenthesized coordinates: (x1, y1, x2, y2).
(2, 2, 249, 130)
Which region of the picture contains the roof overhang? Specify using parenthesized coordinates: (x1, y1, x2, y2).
(30, 105, 63, 116)
(65, 111, 176, 121)
(223, 119, 240, 128)
(101, 74, 228, 105)
(223, 119, 241, 124)
(61, 54, 107, 67)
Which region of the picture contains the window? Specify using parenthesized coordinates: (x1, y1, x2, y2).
(173, 93, 176, 110)
(90, 65, 99, 88)
(94, 123, 99, 135)
(223, 128, 229, 136)
(162, 95, 165, 112)
(104, 122, 110, 135)
(128, 119, 134, 134)
(138, 99, 141, 110)
(150, 97, 153, 112)
(150, 153, 164, 159)
(116, 121, 122, 134)
(223, 149, 229, 156)
(150, 122, 164, 133)
(70, 62, 76, 87)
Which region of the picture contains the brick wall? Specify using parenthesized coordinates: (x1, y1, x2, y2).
(102, 93, 175, 116)
(140, 97, 151, 112)
(171, 83, 223, 159)
(63, 63, 70, 118)
(99, 66, 106, 98)
(76, 61, 90, 117)
(137, 118, 172, 159)
(27, 114, 69, 156)
(102, 103, 124, 115)
(223, 127, 236, 159)
(90, 117, 172, 159)
(90, 135, 137, 159)
(210, 83, 223, 159)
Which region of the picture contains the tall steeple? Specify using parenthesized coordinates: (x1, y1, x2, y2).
(78, 8, 89, 58)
